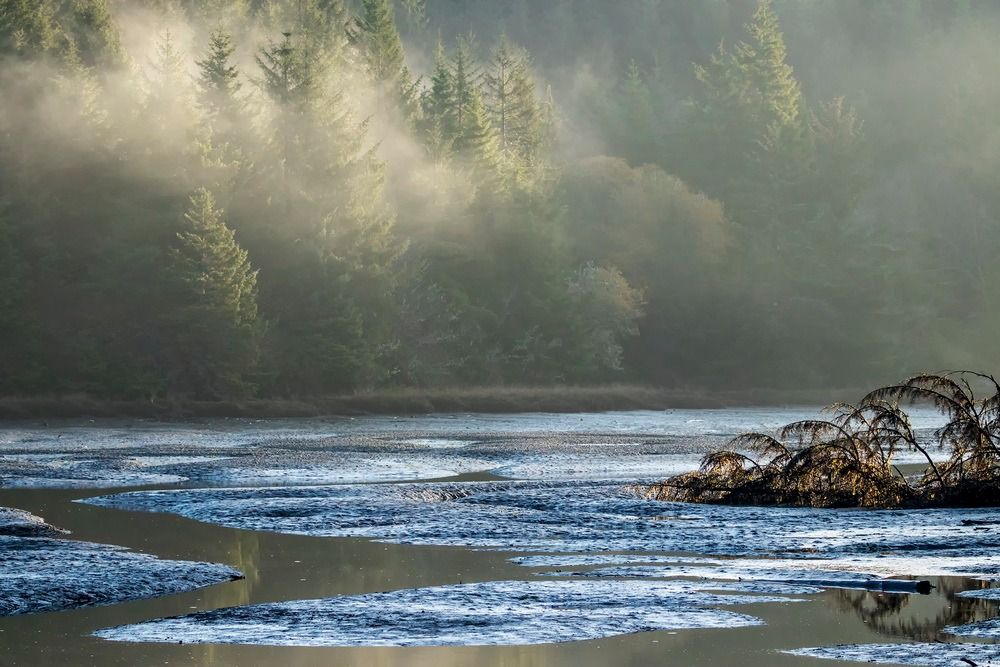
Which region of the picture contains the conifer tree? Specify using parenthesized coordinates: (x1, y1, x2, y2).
(745, 0, 801, 128)
(606, 60, 656, 167)
(168, 187, 260, 397)
(456, 86, 500, 178)
(195, 28, 254, 201)
(483, 36, 543, 171)
(146, 30, 194, 132)
(252, 28, 402, 393)
(355, 0, 419, 119)
(297, 0, 350, 62)
(450, 36, 478, 141)
(0, 0, 55, 56)
(256, 31, 318, 214)
(356, 0, 405, 83)
(420, 38, 456, 153)
(196, 29, 244, 135)
(61, 0, 124, 69)
(688, 0, 805, 213)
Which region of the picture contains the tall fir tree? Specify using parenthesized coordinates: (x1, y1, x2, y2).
(355, 0, 418, 119)
(146, 30, 195, 135)
(356, 0, 404, 82)
(196, 28, 244, 136)
(251, 28, 401, 393)
(483, 35, 543, 173)
(688, 0, 805, 217)
(456, 86, 501, 180)
(449, 36, 479, 144)
(606, 60, 656, 167)
(745, 0, 801, 129)
(195, 28, 254, 202)
(420, 38, 456, 158)
(167, 187, 260, 397)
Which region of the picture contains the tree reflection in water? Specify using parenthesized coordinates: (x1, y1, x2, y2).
(827, 577, 1000, 642)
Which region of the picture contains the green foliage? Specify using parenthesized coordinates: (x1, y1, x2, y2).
(355, 0, 419, 120)
(0, 0, 56, 56)
(567, 264, 644, 376)
(2, 0, 1000, 400)
(483, 36, 544, 176)
(356, 0, 404, 82)
(58, 0, 124, 69)
(165, 188, 260, 397)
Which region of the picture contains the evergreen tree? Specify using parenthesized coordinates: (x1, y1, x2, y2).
(195, 28, 254, 203)
(355, 0, 419, 118)
(450, 36, 479, 142)
(605, 60, 656, 167)
(420, 38, 456, 156)
(196, 28, 244, 134)
(745, 0, 801, 128)
(142, 29, 198, 167)
(298, 0, 351, 61)
(686, 0, 808, 222)
(167, 187, 260, 397)
(0, 0, 55, 56)
(356, 0, 405, 82)
(59, 0, 124, 69)
(251, 29, 402, 393)
(255, 31, 319, 214)
(456, 86, 500, 179)
(483, 35, 543, 172)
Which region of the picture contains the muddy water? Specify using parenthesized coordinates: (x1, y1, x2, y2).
(0, 485, 994, 667)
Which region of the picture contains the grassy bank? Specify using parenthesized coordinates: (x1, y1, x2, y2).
(0, 385, 869, 420)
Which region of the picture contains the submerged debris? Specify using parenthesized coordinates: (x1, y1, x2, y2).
(93, 579, 801, 647)
(538, 563, 933, 594)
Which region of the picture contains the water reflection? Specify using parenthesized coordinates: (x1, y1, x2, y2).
(827, 577, 1000, 642)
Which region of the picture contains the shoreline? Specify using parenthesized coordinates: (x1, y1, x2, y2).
(0, 385, 869, 420)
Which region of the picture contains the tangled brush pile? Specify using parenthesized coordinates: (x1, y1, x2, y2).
(637, 372, 1000, 508)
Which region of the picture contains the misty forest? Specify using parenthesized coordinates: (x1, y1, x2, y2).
(7, 3, 1000, 665)
(4, 0, 1000, 400)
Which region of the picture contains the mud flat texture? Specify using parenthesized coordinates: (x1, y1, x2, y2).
(0, 506, 242, 616)
(0, 408, 949, 488)
(93, 579, 803, 647)
(84, 480, 1000, 577)
(786, 643, 1000, 666)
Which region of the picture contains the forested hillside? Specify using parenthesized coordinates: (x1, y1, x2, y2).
(1, 0, 997, 399)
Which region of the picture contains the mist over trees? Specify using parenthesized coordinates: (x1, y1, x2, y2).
(0, 0, 997, 399)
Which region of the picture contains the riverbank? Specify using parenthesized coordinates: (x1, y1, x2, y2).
(0, 385, 868, 420)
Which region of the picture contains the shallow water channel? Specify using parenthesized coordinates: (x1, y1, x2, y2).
(0, 410, 997, 666)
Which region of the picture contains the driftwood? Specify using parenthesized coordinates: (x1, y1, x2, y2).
(638, 372, 1000, 509)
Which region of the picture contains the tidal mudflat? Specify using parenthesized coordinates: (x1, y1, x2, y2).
(0, 507, 241, 616)
(1, 409, 998, 666)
